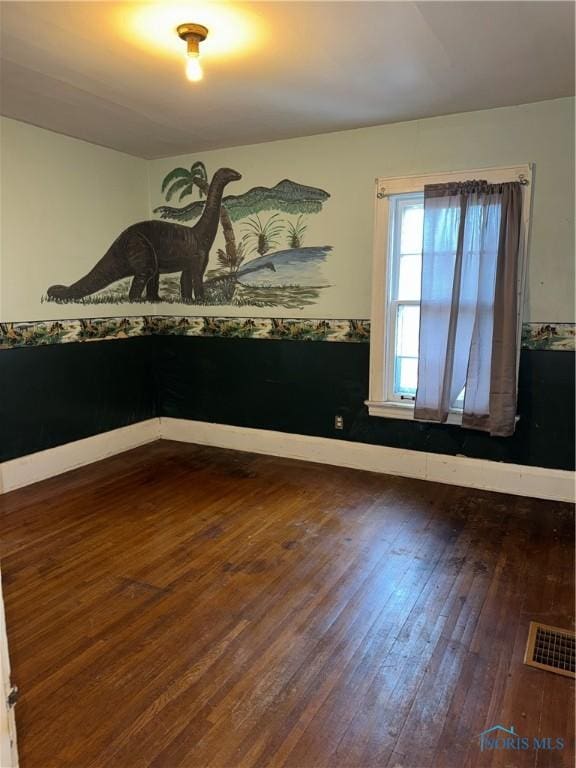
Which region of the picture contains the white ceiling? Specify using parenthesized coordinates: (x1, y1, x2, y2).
(0, 1, 574, 159)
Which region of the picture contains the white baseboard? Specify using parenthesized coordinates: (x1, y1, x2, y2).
(161, 418, 575, 503)
(0, 419, 160, 495)
(1, 416, 573, 503)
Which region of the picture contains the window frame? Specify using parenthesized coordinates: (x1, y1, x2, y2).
(366, 164, 533, 422)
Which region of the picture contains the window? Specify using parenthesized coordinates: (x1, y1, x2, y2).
(367, 165, 532, 422)
(387, 194, 423, 403)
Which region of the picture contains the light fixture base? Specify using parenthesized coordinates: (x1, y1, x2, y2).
(177, 23, 208, 43)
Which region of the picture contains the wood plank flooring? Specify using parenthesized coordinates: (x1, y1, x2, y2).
(1, 440, 574, 768)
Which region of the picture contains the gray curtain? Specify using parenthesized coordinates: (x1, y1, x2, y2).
(414, 180, 522, 437)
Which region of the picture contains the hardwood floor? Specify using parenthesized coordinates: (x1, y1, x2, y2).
(1, 440, 574, 768)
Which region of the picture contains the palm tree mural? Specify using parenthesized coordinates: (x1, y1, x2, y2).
(161, 161, 240, 267)
(161, 160, 208, 202)
(285, 214, 308, 249)
(241, 213, 285, 256)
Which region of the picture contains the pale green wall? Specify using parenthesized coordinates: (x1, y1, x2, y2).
(1, 98, 574, 323)
(149, 97, 574, 322)
(0, 117, 149, 322)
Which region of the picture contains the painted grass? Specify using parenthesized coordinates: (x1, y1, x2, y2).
(42, 276, 324, 310)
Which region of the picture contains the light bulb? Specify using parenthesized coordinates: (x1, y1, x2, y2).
(186, 55, 203, 82)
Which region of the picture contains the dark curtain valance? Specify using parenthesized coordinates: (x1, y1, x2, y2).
(424, 180, 521, 197)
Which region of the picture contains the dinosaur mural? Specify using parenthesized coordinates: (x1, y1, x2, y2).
(45, 164, 332, 308)
(47, 168, 241, 302)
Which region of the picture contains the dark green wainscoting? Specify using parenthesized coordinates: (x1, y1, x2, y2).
(158, 337, 575, 472)
(0, 337, 159, 463)
(1, 335, 574, 471)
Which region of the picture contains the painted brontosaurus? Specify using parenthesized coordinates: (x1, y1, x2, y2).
(47, 167, 242, 302)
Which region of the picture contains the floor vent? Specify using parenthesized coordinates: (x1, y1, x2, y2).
(524, 622, 575, 678)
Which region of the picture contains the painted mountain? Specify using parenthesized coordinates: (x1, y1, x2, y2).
(153, 178, 330, 222)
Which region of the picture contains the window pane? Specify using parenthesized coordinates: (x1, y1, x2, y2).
(400, 205, 423, 255)
(398, 253, 421, 300)
(395, 357, 418, 395)
(394, 304, 420, 396)
(396, 304, 420, 357)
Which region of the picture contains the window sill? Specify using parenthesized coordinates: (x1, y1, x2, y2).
(365, 400, 463, 425)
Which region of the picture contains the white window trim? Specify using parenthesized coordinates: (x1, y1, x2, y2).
(367, 163, 533, 422)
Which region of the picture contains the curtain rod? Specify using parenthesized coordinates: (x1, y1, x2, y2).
(376, 173, 530, 198)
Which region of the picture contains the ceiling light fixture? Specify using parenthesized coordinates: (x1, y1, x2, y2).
(177, 23, 209, 82)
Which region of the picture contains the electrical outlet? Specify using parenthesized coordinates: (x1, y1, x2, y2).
(334, 415, 344, 430)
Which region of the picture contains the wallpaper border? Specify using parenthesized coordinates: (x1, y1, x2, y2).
(0, 318, 574, 350)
